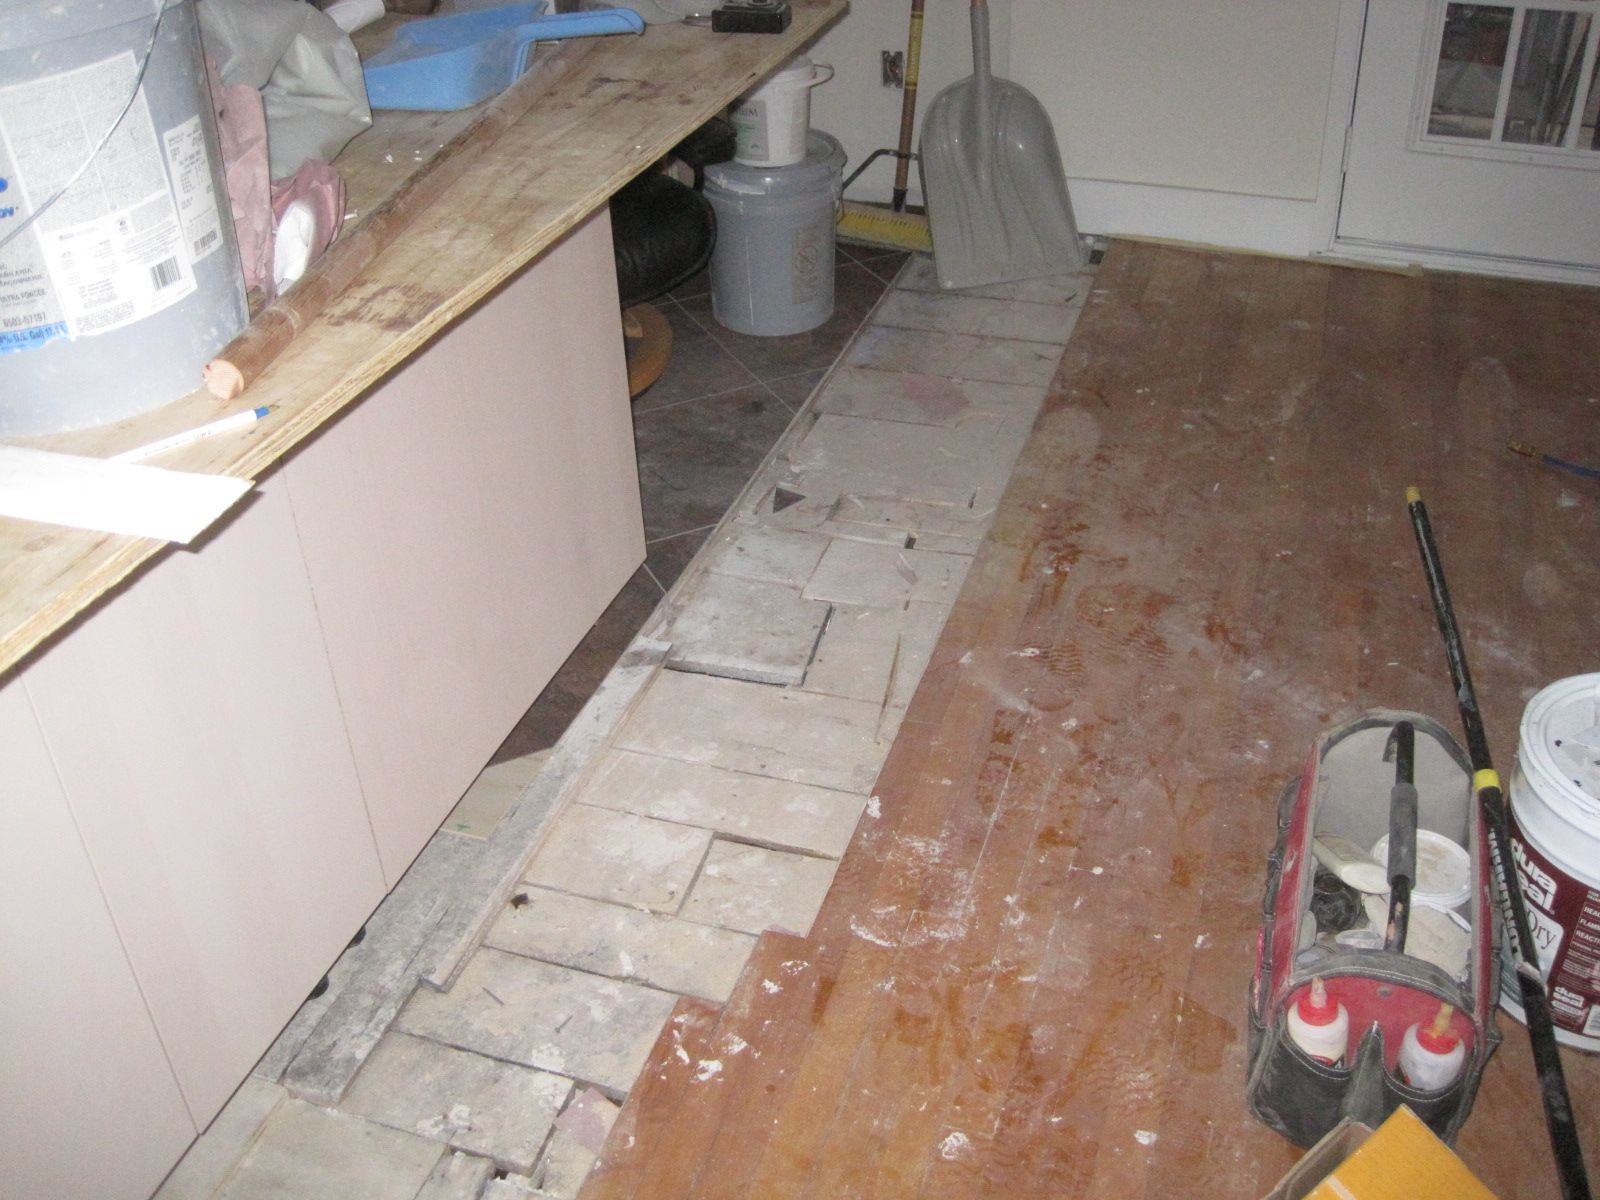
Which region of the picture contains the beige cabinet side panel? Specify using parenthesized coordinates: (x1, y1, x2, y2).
(285, 208, 645, 884)
(20, 476, 386, 1128)
(0, 682, 196, 1200)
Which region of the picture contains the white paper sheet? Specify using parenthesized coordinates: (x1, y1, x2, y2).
(0, 446, 254, 543)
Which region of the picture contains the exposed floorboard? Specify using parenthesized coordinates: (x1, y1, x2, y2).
(581, 241, 1600, 1198)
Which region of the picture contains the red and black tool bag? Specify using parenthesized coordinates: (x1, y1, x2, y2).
(1245, 710, 1500, 1147)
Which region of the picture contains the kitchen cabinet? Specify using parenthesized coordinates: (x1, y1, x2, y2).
(0, 212, 641, 1193)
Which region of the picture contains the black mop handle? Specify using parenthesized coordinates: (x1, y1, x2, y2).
(1406, 488, 1592, 1200)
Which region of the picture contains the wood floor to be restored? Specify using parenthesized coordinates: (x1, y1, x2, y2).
(580, 242, 1600, 1199)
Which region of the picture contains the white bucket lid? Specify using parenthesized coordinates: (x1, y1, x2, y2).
(1519, 672, 1600, 820)
(1370, 828, 1473, 911)
(741, 55, 831, 101)
(765, 55, 817, 87)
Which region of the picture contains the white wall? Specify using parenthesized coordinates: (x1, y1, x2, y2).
(805, 0, 1355, 257)
(806, 0, 1013, 208)
(1011, 0, 1340, 201)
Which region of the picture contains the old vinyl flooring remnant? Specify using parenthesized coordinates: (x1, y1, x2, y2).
(579, 242, 1600, 1199)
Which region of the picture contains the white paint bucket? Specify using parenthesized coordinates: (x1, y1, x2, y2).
(1503, 673, 1600, 1051)
(704, 130, 845, 336)
(731, 56, 834, 168)
(1371, 829, 1473, 911)
(0, 0, 247, 436)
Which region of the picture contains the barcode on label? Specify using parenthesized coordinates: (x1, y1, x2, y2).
(194, 229, 218, 254)
(150, 257, 181, 289)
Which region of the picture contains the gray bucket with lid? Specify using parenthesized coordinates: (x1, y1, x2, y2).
(0, 0, 247, 436)
(703, 130, 845, 337)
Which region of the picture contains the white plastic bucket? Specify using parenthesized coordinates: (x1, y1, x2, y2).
(1502, 673, 1600, 1051)
(731, 56, 834, 168)
(0, 0, 247, 436)
(1370, 829, 1473, 912)
(704, 130, 845, 336)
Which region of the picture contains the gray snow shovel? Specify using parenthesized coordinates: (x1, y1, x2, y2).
(920, 0, 1087, 290)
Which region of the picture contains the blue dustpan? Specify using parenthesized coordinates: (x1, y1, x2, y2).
(363, 4, 646, 111)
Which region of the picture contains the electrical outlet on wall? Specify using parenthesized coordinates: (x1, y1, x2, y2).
(881, 50, 904, 88)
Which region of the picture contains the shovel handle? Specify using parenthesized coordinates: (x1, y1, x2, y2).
(969, 0, 993, 177)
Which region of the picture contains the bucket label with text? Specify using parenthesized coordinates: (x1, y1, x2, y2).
(162, 115, 224, 266)
(790, 221, 823, 304)
(0, 51, 198, 353)
(1511, 824, 1600, 1038)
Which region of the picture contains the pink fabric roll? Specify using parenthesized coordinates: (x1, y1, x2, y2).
(207, 59, 347, 300)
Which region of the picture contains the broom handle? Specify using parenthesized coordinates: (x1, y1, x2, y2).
(1406, 488, 1592, 1200)
(890, 0, 925, 211)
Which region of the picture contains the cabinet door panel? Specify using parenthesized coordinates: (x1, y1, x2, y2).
(21, 475, 385, 1126)
(284, 209, 645, 883)
(0, 682, 196, 1200)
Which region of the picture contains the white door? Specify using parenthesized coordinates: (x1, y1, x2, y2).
(1337, 0, 1600, 275)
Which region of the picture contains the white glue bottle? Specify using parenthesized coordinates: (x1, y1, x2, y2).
(1398, 1002, 1465, 1090)
(1286, 976, 1349, 1066)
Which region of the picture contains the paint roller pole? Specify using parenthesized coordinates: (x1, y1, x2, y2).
(1405, 487, 1593, 1200)
(1382, 721, 1417, 953)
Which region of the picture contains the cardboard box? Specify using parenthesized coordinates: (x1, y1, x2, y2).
(1263, 1106, 1499, 1200)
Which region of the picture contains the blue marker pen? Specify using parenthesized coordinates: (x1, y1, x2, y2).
(111, 406, 273, 463)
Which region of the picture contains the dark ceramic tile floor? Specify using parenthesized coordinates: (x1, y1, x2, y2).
(491, 241, 910, 762)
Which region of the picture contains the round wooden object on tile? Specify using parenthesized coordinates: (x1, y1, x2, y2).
(624, 302, 673, 397)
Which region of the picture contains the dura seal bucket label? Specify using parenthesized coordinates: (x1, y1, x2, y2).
(0, 49, 221, 355)
(1505, 674, 1600, 1049)
(1511, 820, 1600, 1040)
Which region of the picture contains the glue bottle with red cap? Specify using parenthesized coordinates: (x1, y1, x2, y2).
(1286, 976, 1349, 1066)
(1398, 1002, 1465, 1090)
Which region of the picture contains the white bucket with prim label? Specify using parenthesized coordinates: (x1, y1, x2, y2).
(1502, 673, 1600, 1051)
(731, 56, 833, 168)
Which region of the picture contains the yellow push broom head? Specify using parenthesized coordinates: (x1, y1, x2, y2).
(837, 201, 932, 254)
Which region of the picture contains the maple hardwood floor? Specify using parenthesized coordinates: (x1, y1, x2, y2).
(582, 242, 1600, 1199)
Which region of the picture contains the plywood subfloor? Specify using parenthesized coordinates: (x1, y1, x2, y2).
(581, 242, 1600, 1199)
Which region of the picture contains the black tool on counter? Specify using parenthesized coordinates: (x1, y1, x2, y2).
(1382, 721, 1418, 953)
(711, 0, 792, 33)
(1405, 487, 1593, 1200)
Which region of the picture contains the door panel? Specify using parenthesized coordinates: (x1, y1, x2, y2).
(1338, 0, 1600, 269)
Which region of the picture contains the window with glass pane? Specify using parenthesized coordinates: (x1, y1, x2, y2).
(1429, 4, 1514, 138)
(1585, 51, 1600, 146)
(1422, 1, 1600, 156)
(1504, 10, 1593, 143)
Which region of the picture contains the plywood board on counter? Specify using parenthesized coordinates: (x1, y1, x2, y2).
(0, 0, 849, 678)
